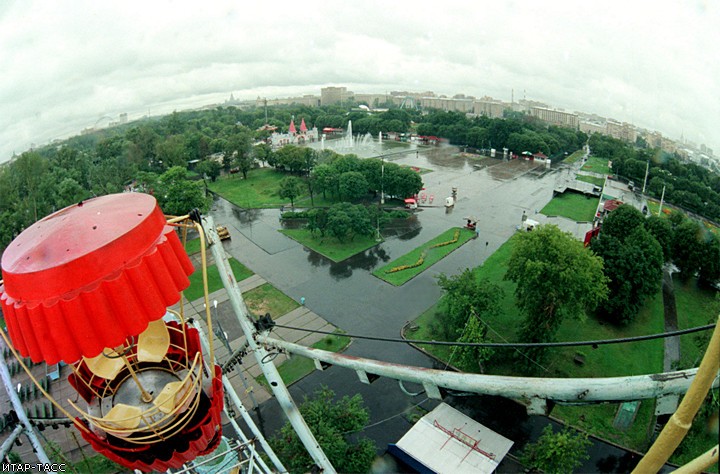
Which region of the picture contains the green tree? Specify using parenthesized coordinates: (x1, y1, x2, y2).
(326, 204, 353, 242)
(195, 159, 222, 182)
(339, 171, 369, 201)
(270, 387, 376, 474)
(383, 164, 422, 199)
(505, 225, 608, 365)
(600, 204, 646, 241)
(520, 425, 591, 474)
(253, 142, 273, 166)
(227, 130, 254, 179)
(698, 235, 720, 287)
(306, 208, 329, 237)
(344, 203, 374, 239)
(592, 226, 664, 324)
(55, 177, 89, 208)
(155, 135, 188, 169)
(279, 176, 304, 208)
(275, 145, 306, 173)
(644, 215, 674, 261)
(437, 269, 503, 371)
(672, 218, 704, 279)
(437, 269, 503, 341)
(312, 164, 339, 199)
(156, 166, 210, 216)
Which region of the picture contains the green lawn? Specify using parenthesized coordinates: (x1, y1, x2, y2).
(581, 156, 611, 175)
(565, 149, 585, 164)
(541, 192, 599, 222)
(373, 227, 476, 286)
(184, 258, 254, 302)
(243, 283, 300, 318)
(258, 332, 351, 386)
(280, 228, 381, 262)
(576, 174, 606, 187)
(673, 278, 718, 369)
(208, 168, 286, 208)
(208, 168, 333, 208)
(184, 237, 202, 255)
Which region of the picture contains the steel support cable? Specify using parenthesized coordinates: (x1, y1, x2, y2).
(271, 322, 715, 348)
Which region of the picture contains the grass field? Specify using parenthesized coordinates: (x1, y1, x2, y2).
(243, 283, 299, 318)
(673, 278, 718, 369)
(373, 227, 476, 286)
(208, 168, 333, 208)
(208, 168, 286, 208)
(541, 192, 599, 222)
(280, 228, 381, 262)
(185, 258, 253, 301)
(184, 237, 202, 255)
(581, 156, 611, 175)
(565, 149, 585, 164)
(258, 332, 351, 386)
(576, 174, 606, 187)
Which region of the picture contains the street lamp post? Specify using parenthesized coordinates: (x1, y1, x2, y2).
(380, 155, 385, 205)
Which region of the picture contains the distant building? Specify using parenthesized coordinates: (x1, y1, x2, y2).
(580, 120, 606, 135)
(606, 120, 637, 143)
(354, 93, 391, 107)
(474, 96, 510, 118)
(529, 106, 579, 129)
(320, 86, 353, 106)
(256, 95, 320, 108)
(420, 96, 474, 113)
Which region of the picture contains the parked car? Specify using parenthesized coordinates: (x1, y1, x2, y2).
(216, 225, 230, 240)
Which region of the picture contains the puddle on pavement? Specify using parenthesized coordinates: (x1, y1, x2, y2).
(306, 244, 392, 281)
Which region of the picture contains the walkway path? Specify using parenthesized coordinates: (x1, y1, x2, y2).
(657, 267, 681, 416)
(170, 266, 341, 411)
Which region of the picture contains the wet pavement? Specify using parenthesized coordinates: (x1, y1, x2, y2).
(208, 145, 665, 471)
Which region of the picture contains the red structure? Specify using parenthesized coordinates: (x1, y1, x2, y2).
(0, 193, 224, 472)
(300, 118, 308, 133)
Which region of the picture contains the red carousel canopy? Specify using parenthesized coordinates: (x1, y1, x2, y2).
(0, 193, 194, 364)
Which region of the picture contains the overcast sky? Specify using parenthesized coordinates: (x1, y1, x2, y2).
(1, 0, 718, 163)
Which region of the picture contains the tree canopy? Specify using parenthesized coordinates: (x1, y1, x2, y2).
(436, 269, 503, 370)
(505, 225, 608, 364)
(270, 386, 376, 474)
(278, 176, 304, 208)
(520, 425, 591, 474)
(591, 205, 664, 324)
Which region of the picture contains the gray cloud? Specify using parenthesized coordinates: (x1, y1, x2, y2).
(1, 0, 718, 162)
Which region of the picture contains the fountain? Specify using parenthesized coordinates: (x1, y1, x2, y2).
(343, 120, 355, 148)
(312, 120, 411, 158)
